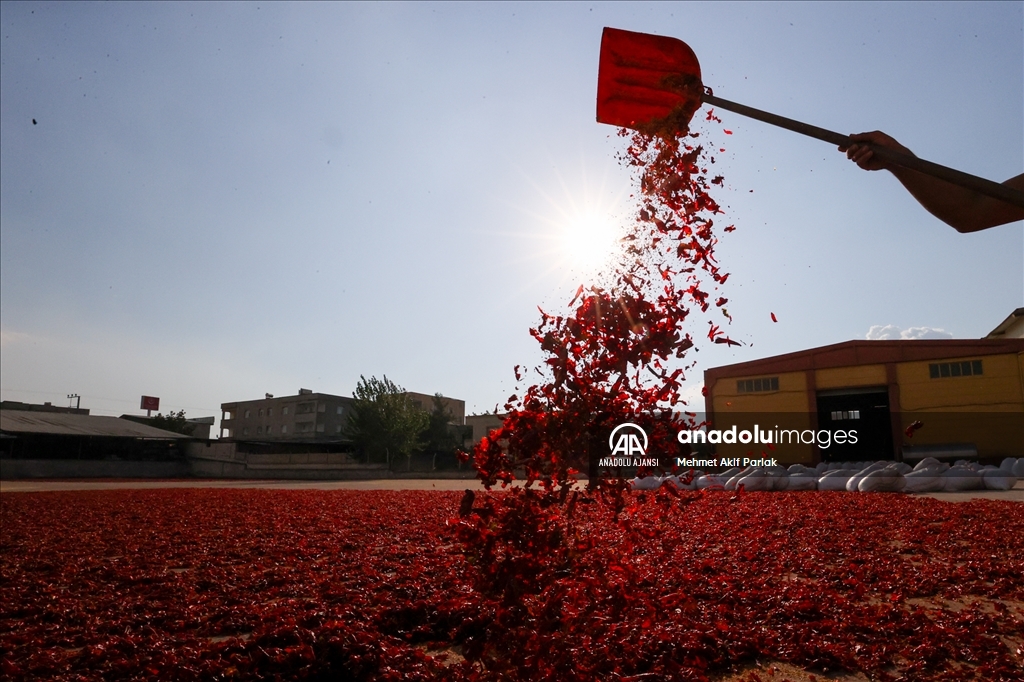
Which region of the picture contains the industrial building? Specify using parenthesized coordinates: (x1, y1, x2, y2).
(0, 407, 191, 478)
(219, 389, 466, 441)
(703, 337, 1024, 464)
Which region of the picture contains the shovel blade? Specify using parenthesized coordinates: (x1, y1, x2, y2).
(597, 27, 702, 131)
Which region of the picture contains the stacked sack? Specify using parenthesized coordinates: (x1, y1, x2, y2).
(630, 457, 1021, 493)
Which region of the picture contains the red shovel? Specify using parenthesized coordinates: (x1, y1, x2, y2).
(596, 27, 1024, 208)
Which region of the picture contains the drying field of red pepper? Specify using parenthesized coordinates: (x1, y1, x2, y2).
(1, 489, 1022, 681)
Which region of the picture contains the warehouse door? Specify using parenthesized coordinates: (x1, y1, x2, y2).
(816, 388, 893, 462)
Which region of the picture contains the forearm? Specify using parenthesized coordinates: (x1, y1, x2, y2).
(889, 169, 1024, 233)
(841, 131, 1024, 233)
(887, 166, 989, 233)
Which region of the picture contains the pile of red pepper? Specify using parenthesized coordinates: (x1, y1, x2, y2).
(459, 119, 742, 670)
(2, 489, 1021, 680)
(472, 125, 732, 493)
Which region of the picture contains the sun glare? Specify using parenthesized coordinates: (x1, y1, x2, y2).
(494, 158, 633, 300)
(557, 210, 621, 275)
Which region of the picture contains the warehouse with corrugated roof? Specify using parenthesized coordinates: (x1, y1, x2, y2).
(0, 409, 189, 477)
(703, 337, 1024, 465)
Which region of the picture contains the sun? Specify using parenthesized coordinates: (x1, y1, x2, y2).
(491, 157, 633, 298)
(556, 209, 622, 275)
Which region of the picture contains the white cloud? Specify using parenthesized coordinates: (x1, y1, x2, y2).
(0, 330, 33, 347)
(866, 325, 953, 340)
(865, 324, 901, 340)
(899, 326, 954, 340)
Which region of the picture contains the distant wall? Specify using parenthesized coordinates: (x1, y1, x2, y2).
(184, 441, 475, 480)
(0, 442, 477, 480)
(0, 459, 189, 479)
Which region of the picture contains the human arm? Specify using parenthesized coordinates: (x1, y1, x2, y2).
(838, 131, 1024, 233)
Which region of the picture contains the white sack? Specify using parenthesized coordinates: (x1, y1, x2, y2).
(630, 476, 661, 490)
(903, 469, 945, 493)
(736, 468, 772, 491)
(818, 469, 859, 491)
(787, 474, 819, 491)
(847, 462, 886, 491)
(942, 467, 984, 491)
(695, 474, 725, 490)
(858, 469, 906, 492)
(982, 469, 1018, 491)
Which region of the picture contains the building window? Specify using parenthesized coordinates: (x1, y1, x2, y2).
(336, 406, 344, 415)
(282, 425, 288, 434)
(223, 410, 234, 420)
(265, 426, 272, 434)
(737, 377, 779, 393)
(256, 426, 262, 434)
(316, 424, 325, 433)
(929, 360, 982, 379)
(335, 424, 342, 433)
(267, 408, 273, 417)
(283, 407, 289, 415)
(318, 404, 326, 413)
(258, 409, 264, 417)
(243, 427, 249, 435)
(830, 410, 860, 421)
(244, 409, 251, 418)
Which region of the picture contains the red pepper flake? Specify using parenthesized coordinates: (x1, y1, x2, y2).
(905, 420, 924, 438)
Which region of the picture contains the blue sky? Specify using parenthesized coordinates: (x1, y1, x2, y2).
(1, 1, 1021, 426)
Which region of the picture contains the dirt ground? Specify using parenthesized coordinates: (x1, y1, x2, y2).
(1, 477, 1022, 500)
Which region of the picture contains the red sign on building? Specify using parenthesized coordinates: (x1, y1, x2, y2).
(140, 396, 160, 411)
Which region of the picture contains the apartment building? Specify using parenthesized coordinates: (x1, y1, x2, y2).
(220, 389, 353, 441)
(404, 391, 466, 425)
(464, 413, 505, 449)
(219, 389, 466, 441)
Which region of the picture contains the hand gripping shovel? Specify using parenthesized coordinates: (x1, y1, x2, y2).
(596, 27, 1024, 208)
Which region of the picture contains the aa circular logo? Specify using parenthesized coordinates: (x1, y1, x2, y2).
(608, 423, 648, 456)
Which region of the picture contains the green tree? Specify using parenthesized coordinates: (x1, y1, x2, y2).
(421, 394, 464, 470)
(149, 410, 192, 435)
(347, 375, 427, 470)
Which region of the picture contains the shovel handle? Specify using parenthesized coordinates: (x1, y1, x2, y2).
(702, 93, 1024, 209)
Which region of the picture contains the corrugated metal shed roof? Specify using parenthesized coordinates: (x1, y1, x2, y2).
(704, 338, 1024, 381)
(0, 411, 188, 439)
